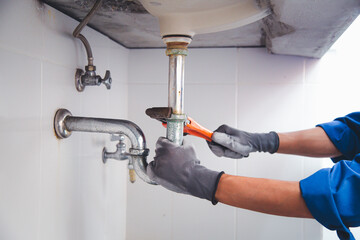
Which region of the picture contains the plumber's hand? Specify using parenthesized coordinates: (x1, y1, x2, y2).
(207, 125, 279, 159)
(147, 137, 224, 204)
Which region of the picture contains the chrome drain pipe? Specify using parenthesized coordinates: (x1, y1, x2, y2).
(54, 108, 156, 185)
(163, 35, 192, 145)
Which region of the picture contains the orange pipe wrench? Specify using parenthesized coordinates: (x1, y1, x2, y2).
(145, 107, 213, 142)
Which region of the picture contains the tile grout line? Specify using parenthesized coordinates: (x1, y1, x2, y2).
(0, 43, 77, 70)
(301, 58, 307, 240)
(37, 10, 46, 238)
(124, 50, 130, 239)
(234, 48, 240, 240)
(127, 82, 237, 86)
(171, 193, 174, 240)
(104, 43, 111, 240)
(78, 75, 84, 240)
(103, 38, 109, 240)
(37, 60, 44, 240)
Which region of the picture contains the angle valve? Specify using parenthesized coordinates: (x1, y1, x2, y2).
(75, 65, 112, 92)
(72, 0, 112, 92)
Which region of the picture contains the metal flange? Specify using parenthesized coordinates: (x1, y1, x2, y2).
(75, 68, 85, 92)
(54, 108, 72, 139)
(162, 35, 192, 45)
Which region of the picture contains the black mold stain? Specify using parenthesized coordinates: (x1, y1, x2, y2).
(73, 0, 148, 13)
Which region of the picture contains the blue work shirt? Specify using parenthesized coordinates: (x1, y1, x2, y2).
(300, 112, 360, 240)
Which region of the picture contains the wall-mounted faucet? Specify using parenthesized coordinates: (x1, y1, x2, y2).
(53, 108, 155, 185)
(103, 134, 136, 183)
(73, 0, 112, 92)
(103, 134, 128, 162)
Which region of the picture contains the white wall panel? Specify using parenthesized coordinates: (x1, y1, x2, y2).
(0, 1, 129, 240)
(236, 48, 310, 240)
(0, 48, 42, 240)
(40, 62, 82, 240)
(127, 84, 176, 240)
(0, 0, 43, 58)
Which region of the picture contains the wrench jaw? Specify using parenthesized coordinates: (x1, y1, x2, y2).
(145, 107, 213, 142)
(145, 107, 172, 123)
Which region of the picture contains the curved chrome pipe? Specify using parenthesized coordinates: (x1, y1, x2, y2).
(54, 108, 156, 185)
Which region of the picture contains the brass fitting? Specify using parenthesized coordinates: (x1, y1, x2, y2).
(163, 35, 192, 56)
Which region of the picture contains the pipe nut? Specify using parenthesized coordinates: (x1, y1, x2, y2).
(165, 48, 188, 56)
(128, 148, 149, 157)
(85, 65, 96, 71)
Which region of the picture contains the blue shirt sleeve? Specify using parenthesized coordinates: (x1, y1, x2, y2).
(300, 157, 360, 240)
(317, 112, 360, 163)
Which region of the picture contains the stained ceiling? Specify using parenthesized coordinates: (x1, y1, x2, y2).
(41, 0, 360, 58)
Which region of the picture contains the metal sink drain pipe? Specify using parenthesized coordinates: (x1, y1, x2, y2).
(163, 35, 192, 145)
(54, 108, 156, 185)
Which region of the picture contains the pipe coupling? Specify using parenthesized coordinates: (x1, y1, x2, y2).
(166, 114, 186, 145)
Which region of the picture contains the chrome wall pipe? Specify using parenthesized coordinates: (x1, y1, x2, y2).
(54, 108, 156, 185)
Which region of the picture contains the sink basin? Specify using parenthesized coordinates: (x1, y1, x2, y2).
(139, 0, 270, 37)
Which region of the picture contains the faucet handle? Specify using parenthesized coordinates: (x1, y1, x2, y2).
(100, 70, 112, 89)
(110, 134, 125, 142)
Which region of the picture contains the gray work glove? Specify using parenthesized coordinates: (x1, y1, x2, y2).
(147, 137, 224, 204)
(207, 125, 279, 159)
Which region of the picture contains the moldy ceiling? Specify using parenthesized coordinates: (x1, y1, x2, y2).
(41, 0, 360, 58)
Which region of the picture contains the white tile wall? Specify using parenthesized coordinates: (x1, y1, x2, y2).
(1, 1, 359, 240)
(39, 62, 82, 240)
(128, 49, 168, 84)
(237, 48, 304, 84)
(0, 1, 129, 240)
(126, 84, 175, 240)
(236, 48, 315, 240)
(42, 7, 85, 68)
(0, 0, 44, 59)
(186, 48, 237, 84)
(0, 48, 41, 240)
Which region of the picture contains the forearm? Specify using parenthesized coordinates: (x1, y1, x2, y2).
(215, 174, 312, 218)
(277, 127, 341, 158)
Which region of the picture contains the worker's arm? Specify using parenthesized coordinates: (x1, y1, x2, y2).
(277, 127, 340, 158)
(216, 160, 360, 240)
(208, 126, 341, 159)
(209, 112, 360, 161)
(148, 137, 312, 218)
(215, 174, 312, 218)
(148, 137, 360, 239)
